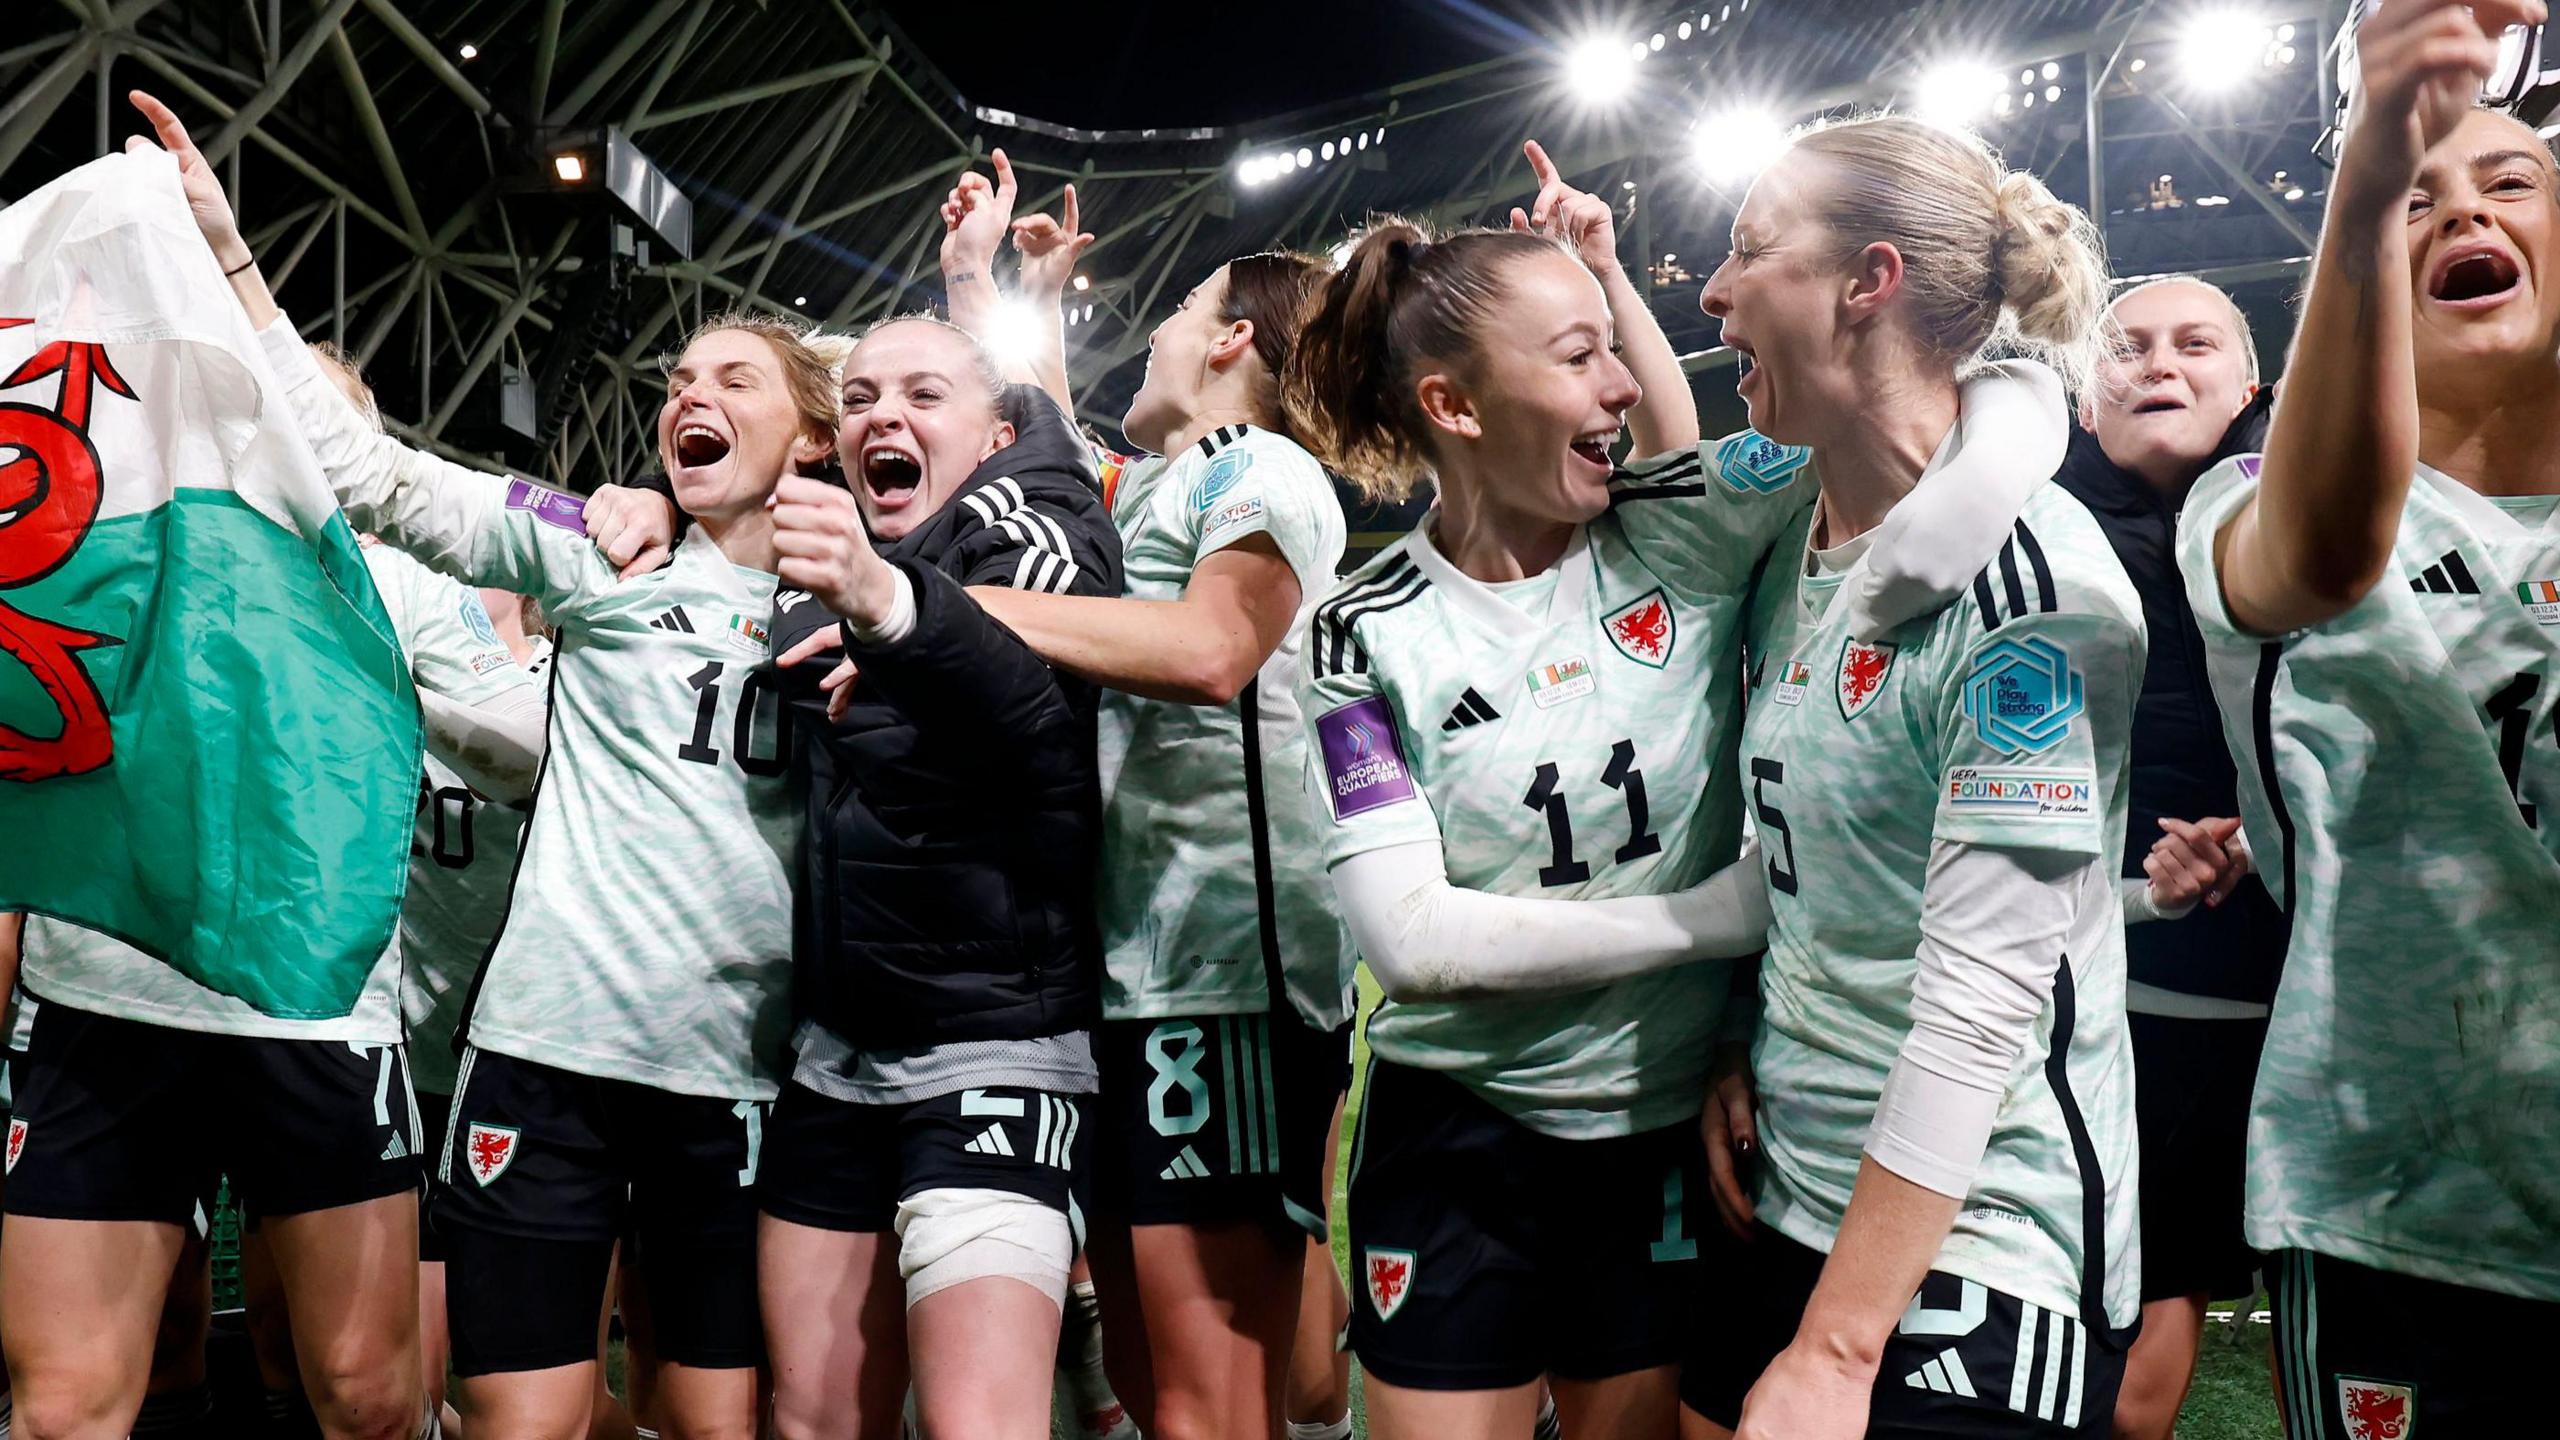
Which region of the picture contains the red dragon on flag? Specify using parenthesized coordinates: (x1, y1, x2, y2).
(0, 316, 126, 782)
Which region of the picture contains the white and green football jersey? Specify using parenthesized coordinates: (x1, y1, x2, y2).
(19, 542, 531, 1043)
(419, 515, 795, 1103)
(1299, 436, 1811, 1138)
(404, 638, 551, 1097)
(1740, 483, 2146, 1331)
(2178, 458, 2560, 1301)
(1097, 426, 1354, 1030)
(265, 323, 798, 1102)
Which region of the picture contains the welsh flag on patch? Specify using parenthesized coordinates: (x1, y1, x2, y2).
(0, 151, 416, 1019)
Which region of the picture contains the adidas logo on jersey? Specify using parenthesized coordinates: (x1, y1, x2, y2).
(380, 1132, 409, 1162)
(963, 1123, 1016, 1158)
(2410, 549, 2481, 595)
(649, 605, 698, 633)
(1903, 1347, 1979, 1398)
(1159, 1145, 1212, 1181)
(1439, 687, 1502, 732)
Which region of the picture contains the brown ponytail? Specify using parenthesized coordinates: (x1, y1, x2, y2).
(1283, 219, 1564, 502)
(1218, 251, 1328, 435)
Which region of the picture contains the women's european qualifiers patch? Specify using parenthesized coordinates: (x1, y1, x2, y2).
(1317, 695, 1416, 819)
(504, 477, 589, 534)
(1945, 635, 2094, 823)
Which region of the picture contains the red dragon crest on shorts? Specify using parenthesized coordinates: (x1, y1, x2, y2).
(1364, 1247, 1415, 1321)
(2339, 1378, 2413, 1440)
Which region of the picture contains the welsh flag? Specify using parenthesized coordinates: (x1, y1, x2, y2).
(0, 150, 416, 1018)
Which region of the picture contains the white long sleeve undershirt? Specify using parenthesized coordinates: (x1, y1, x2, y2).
(1331, 840, 1773, 1002)
(1866, 841, 2100, 1200)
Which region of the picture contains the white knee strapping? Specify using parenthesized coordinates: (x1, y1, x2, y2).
(893, 1186, 1072, 1309)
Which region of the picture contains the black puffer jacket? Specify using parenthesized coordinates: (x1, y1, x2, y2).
(770, 387, 1123, 1047)
(2054, 389, 2288, 1004)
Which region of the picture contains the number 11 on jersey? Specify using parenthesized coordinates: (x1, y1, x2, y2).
(1520, 739, 1663, 887)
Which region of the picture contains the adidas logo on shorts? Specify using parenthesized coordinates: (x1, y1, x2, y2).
(1159, 1145, 1212, 1181)
(963, 1123, 1016, 1158)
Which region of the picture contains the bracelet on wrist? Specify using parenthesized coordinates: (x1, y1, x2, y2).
(223, 254, 257, 277)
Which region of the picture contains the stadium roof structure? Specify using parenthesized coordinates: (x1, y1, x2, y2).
(7, 0, 2350, 491)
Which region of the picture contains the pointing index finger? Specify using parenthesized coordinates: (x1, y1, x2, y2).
(1522, 138, 1560, 189)
(991, 148, 1017, 204)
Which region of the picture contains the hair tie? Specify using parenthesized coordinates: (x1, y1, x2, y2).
(1387, 234, 1430, 274)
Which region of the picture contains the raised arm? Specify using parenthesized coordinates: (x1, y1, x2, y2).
(129, 90, 594, 607)
(1007, 185, 1095, 415)
(2213, 0, 2536, 634)
(940, 151, 1020, 367)
(940, 150, 1089, 413)
(127, 91, 278, 331)
(1514, 140, 1699, 459)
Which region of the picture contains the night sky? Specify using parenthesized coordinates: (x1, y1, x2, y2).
(875, 0, 1567, 130)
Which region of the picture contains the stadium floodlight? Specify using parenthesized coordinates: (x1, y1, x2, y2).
(794, 295, 808, 307)
(551, 152, 586, 184)
(1072, 275, 1091, 292)
(1692, 107, 1790, 188)
(1914, 61, 2006, 127)
(1564, 35, 1641, 105)
(458, 43, 479, 61)
(2179, 10, 2272, 94)
(1296, 146, 1314, 166)
(979, 300, 1045, 368)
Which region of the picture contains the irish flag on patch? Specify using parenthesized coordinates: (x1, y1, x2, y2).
(2518, 578, 2560, 625)
(0, 150, 417, 1019)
